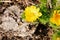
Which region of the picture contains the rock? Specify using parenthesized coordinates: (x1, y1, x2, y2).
(17, 23, 36, 37)
(4, 5, 21, 18)
(1, 16, 18, 31)
(0, 5, 36, 37)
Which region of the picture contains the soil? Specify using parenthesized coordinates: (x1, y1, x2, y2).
(0, 0, 53, 40)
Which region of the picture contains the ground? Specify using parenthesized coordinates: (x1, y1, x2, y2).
(0, 0, 53, 40)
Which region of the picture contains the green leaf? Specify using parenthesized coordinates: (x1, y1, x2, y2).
(57, 31, 60, 37)
(52, 33, 57, 40)
(51, 0, 57, 7)
(49, 23, 58, 29)
(39, 15, 49, 24)
(52, 31, 60, 40)
(49, 22, 60, 30)
(21, 13, 25, 19)
(55, 6, 60, 10)
(40, 0, 47, 3)
(38, 2, 50, 24)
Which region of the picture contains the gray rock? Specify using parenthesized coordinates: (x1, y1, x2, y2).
(1, 16, 18, 31)
(4, 5, 21, 18)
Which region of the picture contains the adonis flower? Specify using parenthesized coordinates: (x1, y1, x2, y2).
(57, 37, 60, 40)
(24, 6, 42, 22)
(50, 10, 60, 26)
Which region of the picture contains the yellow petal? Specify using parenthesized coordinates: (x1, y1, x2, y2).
(50, 10, 60, 26)
(24, 6, 42, 22)
(57, 37, 60, 40)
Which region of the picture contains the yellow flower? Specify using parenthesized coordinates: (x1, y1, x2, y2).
(50, 10, 60, 26)
(57, 37, 60, 40)
(24, 6, 42, 22)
